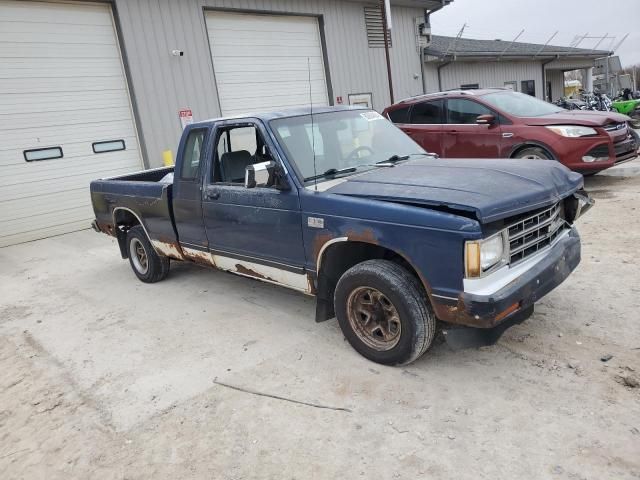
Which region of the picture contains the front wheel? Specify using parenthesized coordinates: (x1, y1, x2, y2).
(513, 147, 553, 160)
(334, 260, 436, 365)
(126, 225, 170, 283)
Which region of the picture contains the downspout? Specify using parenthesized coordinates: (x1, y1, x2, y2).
(437, 61, 451, 91)
(541, 55, 558, 101)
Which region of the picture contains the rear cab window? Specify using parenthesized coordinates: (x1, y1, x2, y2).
(180, 129, 206, 180)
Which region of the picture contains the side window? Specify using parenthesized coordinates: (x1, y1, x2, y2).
(410, 100, 443, 124)
(180, 129, 206, 180)
(213, 125, 275, 185)
(446, 99, 491, 124)
(387, 106, 410, 124)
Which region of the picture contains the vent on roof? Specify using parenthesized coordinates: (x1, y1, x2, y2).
(364, 6, 392, 48)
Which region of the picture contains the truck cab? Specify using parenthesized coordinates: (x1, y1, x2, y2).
(90, 106, 592, 365)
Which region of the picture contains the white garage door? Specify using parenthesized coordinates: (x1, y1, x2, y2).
(206, 11, 329, 117)
(0, 0, 144, 247)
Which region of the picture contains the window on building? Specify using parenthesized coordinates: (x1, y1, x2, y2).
(446, 99, 492, 124)
(180, 129, 206, 180)
(410, 100, 444, 124)
(387, 106, 411, 124)
(364, 6, 392, 48)
(521, 80, 536, 97)
(460, 83, 479, 90)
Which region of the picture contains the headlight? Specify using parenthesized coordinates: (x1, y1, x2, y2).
(465, 231, 508, 278)
(545, 125, 597, 137)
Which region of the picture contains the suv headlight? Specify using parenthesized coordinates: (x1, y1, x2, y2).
(545, 125, 597, 137)
(465, 231, 509, 278)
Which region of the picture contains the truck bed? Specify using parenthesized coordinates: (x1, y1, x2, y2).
(90, 167, 179, 254)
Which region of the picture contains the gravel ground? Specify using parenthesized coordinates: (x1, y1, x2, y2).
(1, 167, 639, 479)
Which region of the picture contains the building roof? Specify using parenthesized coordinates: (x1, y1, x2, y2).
(425, 35, 612, 61)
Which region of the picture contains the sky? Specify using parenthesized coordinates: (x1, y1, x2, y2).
(431, 0, 640, 67)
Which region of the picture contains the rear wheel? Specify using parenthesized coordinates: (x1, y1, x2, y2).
(126, 225, 170, 283)
(513, 147, 553, 160)
(334, 260, 436, 366)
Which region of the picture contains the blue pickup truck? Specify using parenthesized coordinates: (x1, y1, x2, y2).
(90, 106, 592, 365)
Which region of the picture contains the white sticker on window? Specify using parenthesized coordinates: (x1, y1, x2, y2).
(360, 111, 384, 122)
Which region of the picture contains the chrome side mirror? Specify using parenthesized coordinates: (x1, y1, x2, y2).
(245, 161, 275, 189)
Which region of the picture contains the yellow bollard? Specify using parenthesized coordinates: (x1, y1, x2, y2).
(162, 150, 174, 167)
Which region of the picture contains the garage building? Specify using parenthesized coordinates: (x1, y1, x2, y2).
(0, 0, 450, 247)
(422, 35, 611, 102)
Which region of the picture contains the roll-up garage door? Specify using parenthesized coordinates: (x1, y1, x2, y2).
(0, 0, 144, 247)
(205, 11, 329, 117)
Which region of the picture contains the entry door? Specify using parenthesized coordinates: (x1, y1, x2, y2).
(202, 121, 307, 289)
(441, 98, 502, 158)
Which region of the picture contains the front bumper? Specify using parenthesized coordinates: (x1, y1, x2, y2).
(433, 227, 581, 329)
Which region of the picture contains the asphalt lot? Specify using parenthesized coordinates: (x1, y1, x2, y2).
(1, 162, 640, 479)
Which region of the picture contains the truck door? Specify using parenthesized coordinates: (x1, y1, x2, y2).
(441, 98, 502, 158)
(172, 127, 209, 249)
(201, 120, 308, 290)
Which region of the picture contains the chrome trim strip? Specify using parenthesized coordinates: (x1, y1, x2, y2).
(111, 207, 159, 255)
(316, 237, 348, 272)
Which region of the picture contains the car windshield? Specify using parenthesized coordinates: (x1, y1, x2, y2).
(270, 109, 425, 183)
(482, 91, 564, 117)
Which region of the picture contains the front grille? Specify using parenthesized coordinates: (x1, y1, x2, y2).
(614, 138, 637, 159)
(507, 203, 566, 264)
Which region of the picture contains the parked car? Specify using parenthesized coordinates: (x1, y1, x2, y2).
(383, 89, 638, 174)
(90, 106, 592, 365)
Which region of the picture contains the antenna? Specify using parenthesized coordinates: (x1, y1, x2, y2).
(308, 57, 318, 192)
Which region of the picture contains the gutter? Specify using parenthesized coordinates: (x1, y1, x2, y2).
(541, 55, 558, 101)
(437, 61, 451, 91)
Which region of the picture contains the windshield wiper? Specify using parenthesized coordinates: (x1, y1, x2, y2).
(304, 167, 357, 182)
(378, 152, 437, 165)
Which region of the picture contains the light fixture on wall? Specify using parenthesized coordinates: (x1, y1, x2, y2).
(171, 49, 184, 57)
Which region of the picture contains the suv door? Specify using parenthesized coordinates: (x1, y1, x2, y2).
(442, 98, 501, 158)
(401, 100, 444, 155)
(201, 120, 308, 291)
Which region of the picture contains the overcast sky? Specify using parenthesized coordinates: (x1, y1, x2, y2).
(431, 0, 640, 67)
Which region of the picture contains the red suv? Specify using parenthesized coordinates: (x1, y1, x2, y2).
(383, 89, 638, 174)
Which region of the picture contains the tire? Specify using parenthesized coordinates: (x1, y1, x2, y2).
(334, 260, 436, 366)
(513, 147, 553, 160)
(126, 225, 170, 283)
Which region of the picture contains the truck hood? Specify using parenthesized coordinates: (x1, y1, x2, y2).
(521, 110, 630, 126)
(326, 158, 583, 223)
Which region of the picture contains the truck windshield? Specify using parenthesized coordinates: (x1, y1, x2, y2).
(270, 110, 425, 183)
(482, 91, 564, 117)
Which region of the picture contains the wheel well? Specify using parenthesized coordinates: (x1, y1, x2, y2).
(113, 209, 142, 259)
(510, 143, 555, 160)
(314, 241, 425, 322)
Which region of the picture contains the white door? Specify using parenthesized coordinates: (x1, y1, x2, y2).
(0, 0, 144, 247)
(205, 11, 329, 117)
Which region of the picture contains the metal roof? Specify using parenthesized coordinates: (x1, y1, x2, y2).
(425, 35, 612, 60)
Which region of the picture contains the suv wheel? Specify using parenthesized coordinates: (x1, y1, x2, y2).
(514, 147, 552, 160)
(334, 260, 436, 365)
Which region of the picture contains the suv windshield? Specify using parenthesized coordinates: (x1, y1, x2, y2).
(482, 91, 564, 117)
(270, 110, 425, 182)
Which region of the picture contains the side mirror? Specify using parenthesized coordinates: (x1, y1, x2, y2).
(476, 114, 495, 125)
(245, 161, 290, 191)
